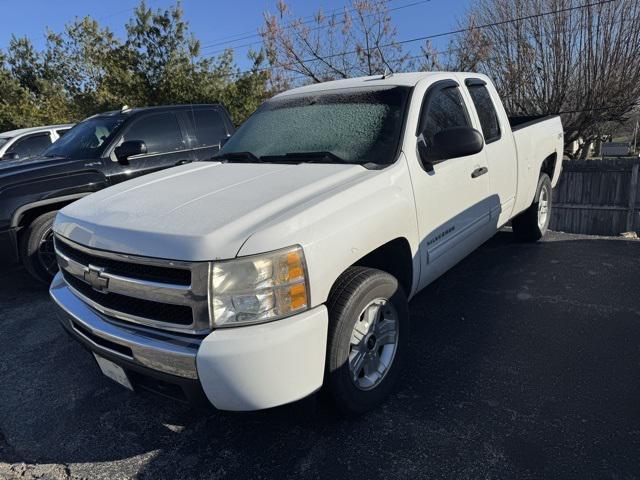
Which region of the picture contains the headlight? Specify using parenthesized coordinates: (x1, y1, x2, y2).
(209, 245, 309, 327)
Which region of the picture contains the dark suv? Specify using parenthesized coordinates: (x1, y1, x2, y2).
(0, 104, 234, 283)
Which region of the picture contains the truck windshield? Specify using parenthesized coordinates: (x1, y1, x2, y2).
(218, 86, 410, 166)
(43, 115, 125, 160)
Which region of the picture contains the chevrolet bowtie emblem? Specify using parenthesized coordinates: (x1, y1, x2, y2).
(83, 265, 109, 292)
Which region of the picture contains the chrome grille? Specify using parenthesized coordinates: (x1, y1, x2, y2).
(54, 234, 211, 335)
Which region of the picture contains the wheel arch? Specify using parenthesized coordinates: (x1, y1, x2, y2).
(327, 237, 415, 302)
(12, 193, 91, 230)
(539, 152, 557, 180)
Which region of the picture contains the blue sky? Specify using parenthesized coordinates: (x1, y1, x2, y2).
(0, 0, 470, 70)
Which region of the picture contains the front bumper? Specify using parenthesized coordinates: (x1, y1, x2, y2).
(50, 272, 329, 411)
(0, 227, 19, 264)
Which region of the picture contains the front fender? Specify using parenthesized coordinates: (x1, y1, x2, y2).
(238, 156, 420, 306)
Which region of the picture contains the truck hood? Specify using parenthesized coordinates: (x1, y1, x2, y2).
(55, 161, 370, 260)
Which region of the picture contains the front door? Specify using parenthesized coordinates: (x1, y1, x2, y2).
(405, 79, 496, 290)
(105, 111, 194, 185)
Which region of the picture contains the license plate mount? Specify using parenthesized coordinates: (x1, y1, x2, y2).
(93, 354, 134, 391)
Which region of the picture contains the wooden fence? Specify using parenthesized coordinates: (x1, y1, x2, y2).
(550, 158, 640, 236)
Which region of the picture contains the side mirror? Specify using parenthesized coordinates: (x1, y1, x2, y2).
(418, 126, 484, 169)
(114, 140, 147, 163)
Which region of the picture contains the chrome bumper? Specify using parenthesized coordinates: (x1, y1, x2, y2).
(50, 272, 201, 379)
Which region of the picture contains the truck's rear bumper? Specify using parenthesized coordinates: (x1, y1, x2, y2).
(50, 272, 328, 411)
(0, 227, 19, 264)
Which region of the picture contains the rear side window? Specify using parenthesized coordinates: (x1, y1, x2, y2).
(468, 85, 501, 143)
(419, 86, 470, 148)
(9, 134, 52, 159)
(191, 109, 228, 147)
(123, 113, 185, 154)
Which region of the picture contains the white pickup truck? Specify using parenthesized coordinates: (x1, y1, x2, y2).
(50, 72, 563, 414)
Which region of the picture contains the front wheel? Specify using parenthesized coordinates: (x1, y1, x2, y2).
(325, 267, 409, 415)
(512, 173, 552, 242)
(20, 210, 59, 284)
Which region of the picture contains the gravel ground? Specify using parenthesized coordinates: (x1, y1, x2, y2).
(1, 230, 639, 479)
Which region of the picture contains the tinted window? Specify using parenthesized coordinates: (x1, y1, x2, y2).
(44, 116, 125, 160)
(419, 87, 470, 149)
(9, 134, 52, 159)
(123, 112, 185, 155)
(220, 86, 410, 166)
(468, 84, 501, 142)
(192, 109, 227, 147)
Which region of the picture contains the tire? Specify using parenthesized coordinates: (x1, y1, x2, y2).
(325, 266, 409, 415)
(20, 210, 59, 285)
(512, 173, 552, 242)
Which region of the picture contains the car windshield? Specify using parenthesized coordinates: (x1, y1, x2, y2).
(218, 86, 410, 166)
(0, 137, 11, 149)
(43, 116, 125, 160)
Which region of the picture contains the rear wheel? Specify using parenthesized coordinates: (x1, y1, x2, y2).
(512, 173, 552, 242)
(325, 267, 409, 415)
(20, 210, 59, 284)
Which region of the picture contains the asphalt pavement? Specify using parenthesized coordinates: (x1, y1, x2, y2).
(1, 230, 639, 479)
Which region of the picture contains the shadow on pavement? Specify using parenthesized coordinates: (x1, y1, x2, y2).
(1, 231, 639, 479)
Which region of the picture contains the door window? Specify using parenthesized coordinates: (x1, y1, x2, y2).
(468, 84, 501, 143)
(8, 134, 52, 159)
(418, 86, 470, 151)
(191, 109, 228, 147)
(123, 113, 185, 155)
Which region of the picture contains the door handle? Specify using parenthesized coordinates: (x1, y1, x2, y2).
(471, 167, 488, 178)
(175, 159, 192, 166)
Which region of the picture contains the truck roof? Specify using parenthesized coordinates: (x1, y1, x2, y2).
(276, 72, 489, 98)
(95, 104, 226, 117)
(0, 124, 75, 138)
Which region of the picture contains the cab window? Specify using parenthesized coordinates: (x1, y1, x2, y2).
(468, 84, 501, 143)
(418, 85, 470, 150)
(191, 109, 228, 147)
(123, 113, 185, 155)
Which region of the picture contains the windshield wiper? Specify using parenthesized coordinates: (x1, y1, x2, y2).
(259, 151, 351, 164)
(212, 151, 261, 163)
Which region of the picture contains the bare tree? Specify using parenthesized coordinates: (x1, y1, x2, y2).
(260, 0, 415, 86)
(451, 0, 640, 158)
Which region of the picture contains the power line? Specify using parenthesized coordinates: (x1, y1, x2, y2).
(197, 0, 370, 48)
(296, 0, 618, 66)
(199, 0, 406, 51)
(553, 103, 640, 115)
(201, 0, 432, 55)
(221, 0, 618, 79)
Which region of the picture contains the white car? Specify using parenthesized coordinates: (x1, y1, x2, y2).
(50, 72, 563, 414)
(0, 124, 74, 161)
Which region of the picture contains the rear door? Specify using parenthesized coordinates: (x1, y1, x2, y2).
(105, 111, 191, 185)
(184, 107, 232, 161)
(404, 79, 494, 289)
(464, 77, 518, 226)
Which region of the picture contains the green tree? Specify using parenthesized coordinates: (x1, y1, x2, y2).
(0, 0, 271, 130)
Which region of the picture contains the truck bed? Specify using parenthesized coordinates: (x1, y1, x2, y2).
(509, 114, 564, 216)
(508, 114, 559, 132)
